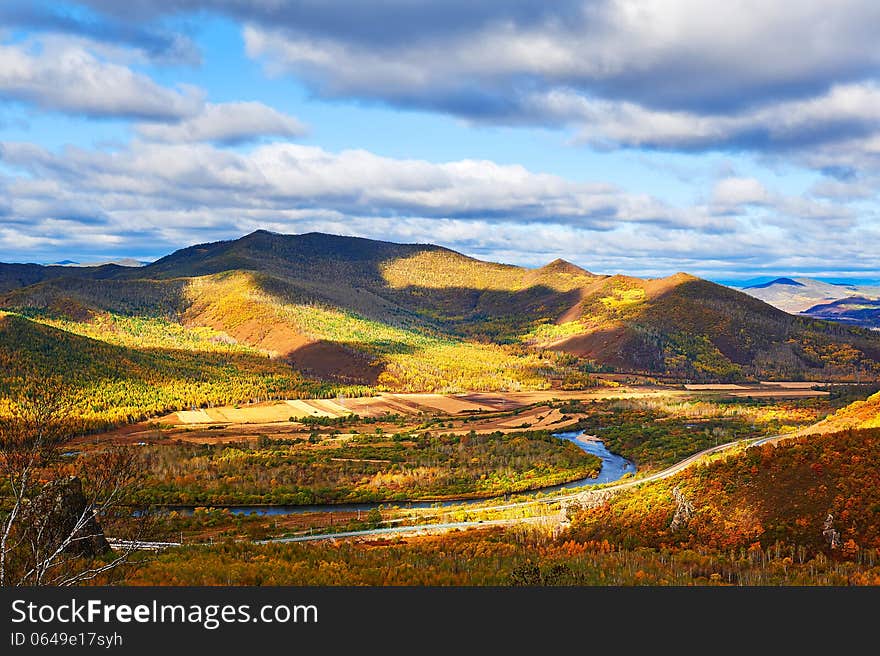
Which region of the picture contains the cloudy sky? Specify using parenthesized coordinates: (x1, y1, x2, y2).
(1, 1, 879, 282)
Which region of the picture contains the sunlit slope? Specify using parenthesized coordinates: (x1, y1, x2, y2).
(529, 273, 880, 380)
(141, 230, 600, 340)
(2, 230, 880, 387)
(570, 426, 880, 554)
(1, 270, 564, 392)
(0, 312, 319, 429)
(0, 231, 596, 390)
(807, 390, 880, 432)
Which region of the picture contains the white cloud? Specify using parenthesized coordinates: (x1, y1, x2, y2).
(10, 2, 880, 177)
(0, 36, 203, 120)
(557, 82, 880, 152)
(0, 140, 682, 228)
(239, 1, 880, 117)
(136, 101, 307, 144)
(232, 2, 880, 178)
(711, 178, 771, 209)
(0, 138, 876, 278)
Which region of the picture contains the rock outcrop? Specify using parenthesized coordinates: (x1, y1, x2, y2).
(822, 512, 841, 550)
(30, 476, 110, 558)
(669, 486, 695, 532)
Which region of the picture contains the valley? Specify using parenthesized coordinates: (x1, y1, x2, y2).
(3, 230, 880, 587)
(96, 392, 880, 586)
(64, 382, 861, 541)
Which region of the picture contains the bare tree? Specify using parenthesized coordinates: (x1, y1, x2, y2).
(1, 380, 150, 586)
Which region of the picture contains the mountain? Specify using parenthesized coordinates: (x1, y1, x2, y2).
(54, 258, 149, 268)
(0, 261, 128, 294)
(570, 425, 880, 557)
(745, 277, 804, 290)
(804, 296, 880, 329)
(2, 230, 880, 426)
(0, 310, 317, 429)
(739, 277, 880, 327)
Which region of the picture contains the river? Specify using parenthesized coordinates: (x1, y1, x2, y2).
(158, 430, 635, 517)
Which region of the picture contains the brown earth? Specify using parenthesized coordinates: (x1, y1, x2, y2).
(81, 384, 835, 449)
(548, 325, 659, 371)
(286, 341, 382, 385)
(184, 292, 381, 384)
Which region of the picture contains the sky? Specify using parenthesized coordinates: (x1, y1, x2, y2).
(1, 1, 879, 283)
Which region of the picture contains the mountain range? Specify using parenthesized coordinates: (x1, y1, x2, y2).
(2, 231, 880, 427)
(738, 277, 880, 328)
(50, 258, 149, 268)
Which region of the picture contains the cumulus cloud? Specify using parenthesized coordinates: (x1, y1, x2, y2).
(233, 1, 880, 119)
(0, 33, 307, 143)
(136, 102, 308, 144)
(79, 0, 880, 115)
(3, 1, 879, 277)
(0, 36, 203, 120)
(0, 140, 686, 228)
(53, 1, 880, 175)
(563, 82, 880, 154)
(0, 1, 200, 65)
(711, 178, 771, 210)
(0, 139, 876, 278)
(809, 178, 877, 201)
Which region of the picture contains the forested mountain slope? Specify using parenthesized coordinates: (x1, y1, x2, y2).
(2, 230, 879, 422)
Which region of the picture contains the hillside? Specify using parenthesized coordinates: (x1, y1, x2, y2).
(807, 390, 880, 432)
(0, 311, 322, 430)
(0, 261, 124, 293)
(569, 426, 880, 556)
(2, 230, 880, 422)
(804, 296, 880, 329)
(530, 273, 880, 380)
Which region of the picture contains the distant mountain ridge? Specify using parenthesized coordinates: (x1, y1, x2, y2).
(738, 276, 880, 328)
(2, 231, 880, 404)
(51, 258, 149, 268)
(806, 296, 880, 329)
(745, 277, 805, 289)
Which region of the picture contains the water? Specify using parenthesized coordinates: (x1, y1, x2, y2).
(156, 430, 635, 517)
(544, 430, 636, 488)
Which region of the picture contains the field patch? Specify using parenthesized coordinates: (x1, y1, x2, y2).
(175, 410, 214, 424)
(392, 393, 495, 414)
(284, 400, 338, 418)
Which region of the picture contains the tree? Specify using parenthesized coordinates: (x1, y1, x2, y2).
(0, 379, 150, 586)
(366, 507, 383, 528)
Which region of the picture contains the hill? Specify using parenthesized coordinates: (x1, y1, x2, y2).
(530, 272, 880, 381)
(0, 262, 123, 293)
(806, 390, 880, 433)
(745, 277, 804, 289)
(739, 277, 880, 328)
(2, 230, 880, 424)
(570, 426, 880, 556)
(804, 296, 880, 329)
(0, 311, 321, 430)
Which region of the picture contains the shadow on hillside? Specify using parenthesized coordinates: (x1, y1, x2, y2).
(381, 285, 584, 337)
(0, 275, 190, 323)
(549, 325, 663, 372)
(284, 340, 394, 385)
(11, 230, 880, 383)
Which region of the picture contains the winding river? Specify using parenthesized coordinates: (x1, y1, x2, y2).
(160, 430, 635, 517)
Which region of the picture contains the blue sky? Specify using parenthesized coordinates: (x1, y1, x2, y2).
(1, 1, 879, 283)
